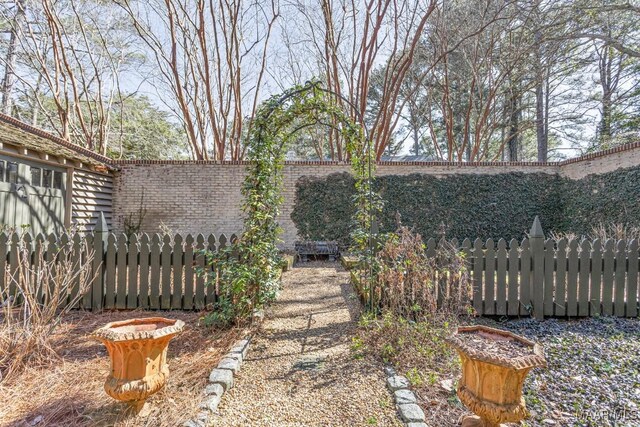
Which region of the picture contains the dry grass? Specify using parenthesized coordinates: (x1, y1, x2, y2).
(355, 312, 464, 426)
(0, 310, 243, 427)
(1, 233, 94, 382)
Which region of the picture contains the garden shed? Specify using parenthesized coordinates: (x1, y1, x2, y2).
(0, 113, 115, 234)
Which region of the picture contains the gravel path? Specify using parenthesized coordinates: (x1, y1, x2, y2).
(208, 262, 401, 427)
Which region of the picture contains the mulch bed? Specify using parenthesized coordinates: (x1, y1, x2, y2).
(0, 310, 241, 427)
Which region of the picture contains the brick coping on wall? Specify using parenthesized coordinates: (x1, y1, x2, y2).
(559, 141, 640, 165)
(110, 141, 640, 168)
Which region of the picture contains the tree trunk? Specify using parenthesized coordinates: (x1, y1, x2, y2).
(507, 86, 519, 161)
(600, 91, 611, 140)
(533, 2, 547, 162)
(536, 78, 547, 162)
(1, 0, 27, 114)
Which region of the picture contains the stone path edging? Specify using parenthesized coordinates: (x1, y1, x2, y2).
(384, 365, 428, 427)
(183, 335, 253, 427)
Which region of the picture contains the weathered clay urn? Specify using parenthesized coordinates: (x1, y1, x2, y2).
(446, 325, 546, 427)
(92, 317, 185, 412)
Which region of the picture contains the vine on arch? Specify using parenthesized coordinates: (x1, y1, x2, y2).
(203, 80, 380, 326)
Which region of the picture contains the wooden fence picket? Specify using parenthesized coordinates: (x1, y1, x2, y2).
(578, 240, 591, 316)
(195, 234, 206, 309)
(8, 233, 19, 299)
(161, 235, 172, 309)
(530, 219, 545, 320)
(172, 234, 184, 309)
(627, 240, 639, 317)
(92, 213, 107, 311)
(83, 234, 93, 309)
(105, 234, 117, 309)
(23, 233, 33, 303)
(484, 239, 495, 315)
(150, 234, 161, 309)
(461, 238, 472, 305)
(544, 239, 555, 317)
(520, 239, 531, 316)
(589, 240, 602, 316)
(139, 234, 150, 309)
(184, 234, 195, 310)
(116, 234, 128, 309)
(33, 233, 44, 304)
(207, 234, 218, 305)
(566, 239, 579, 317)
(507, 238, 519, 315)
(555, 239, 568, 316)
(614, 240, 626, 317)
(0, 233, 7, 295)
(70, 233, 82, 307)
(602, 239, 615, 316)
(127, 234, 139, 309)
(496, 239, 507, 315)
(45, 233, 57, 306)
(472, 238, 483, 314)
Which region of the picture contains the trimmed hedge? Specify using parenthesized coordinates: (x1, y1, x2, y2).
(291, 165, 640, 246)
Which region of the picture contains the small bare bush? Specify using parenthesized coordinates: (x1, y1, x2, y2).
(590, 223, 640, 242)
(549, 223, 640, 245)
(0, 233, 95, 382)
(374, 226, 471, 322)
(547, 230, 579, 242)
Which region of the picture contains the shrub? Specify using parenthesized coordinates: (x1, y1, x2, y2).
(373, 225, 472, 322)
(200, 246, 281, 328)
(0, 233, 94, 382)
(355, 312, 459, 381)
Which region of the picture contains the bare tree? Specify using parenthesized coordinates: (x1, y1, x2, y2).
(281, 0, 438, 160)
(0, 0, 26, 114)
(116, 0, 279, 161)
(411, 0, 536, 161)
(0, 0, 135, 155)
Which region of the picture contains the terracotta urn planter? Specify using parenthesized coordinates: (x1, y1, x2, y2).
(92, 317, 185, 413)
(446, 325, 546, 427)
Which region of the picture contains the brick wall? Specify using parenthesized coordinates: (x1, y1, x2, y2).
(111, 143, 640, 247)
(559, 142, 640, 179)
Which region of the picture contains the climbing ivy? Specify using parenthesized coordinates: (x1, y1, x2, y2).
(203, 81, 377, 326)
(292, 165, 640, 245)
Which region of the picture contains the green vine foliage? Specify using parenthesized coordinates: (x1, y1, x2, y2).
(293, 165, 640, 245)
(203, 81, 377, 326)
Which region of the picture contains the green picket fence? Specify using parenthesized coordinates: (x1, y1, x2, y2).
(429, 221, 639, 319)
(2, 219, 639, 317)
(0, 226, 237, 311)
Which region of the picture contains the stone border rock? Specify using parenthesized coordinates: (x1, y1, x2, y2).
(183, 335, 252, 427)
(384, 365, 428, 427)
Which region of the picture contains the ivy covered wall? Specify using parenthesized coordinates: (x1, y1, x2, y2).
(291, 165, 640, 246)
(561, 165, 640, 236)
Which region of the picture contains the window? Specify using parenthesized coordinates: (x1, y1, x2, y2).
(31, 167, 42, 187)
(53, 171, 63, 190)
(7, 162, 18, 184)
(0, 161, 4, 182)
(42, 168, 52, 188)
